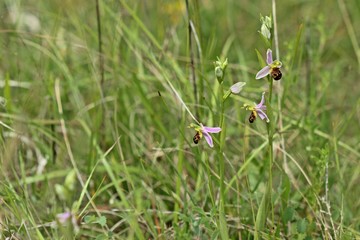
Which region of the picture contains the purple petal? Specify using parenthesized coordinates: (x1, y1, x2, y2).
(57, 212, 71, 224)
(259, 105, 266, 110)
(202, 126, 221, 133)
(202, 131, 214, 147)
(230, 82, 246, 94)
(257, 109, 270, 122)
(256, 92, 266, 108)
(266, 49, 273, 64)
(255, 66, 271, 79)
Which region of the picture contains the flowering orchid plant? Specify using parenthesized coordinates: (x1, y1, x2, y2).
(256, 49, 282, 80)
(189, 123, 221, 148)
(56, 211, 79, 232)
(244, 92, 269, 123)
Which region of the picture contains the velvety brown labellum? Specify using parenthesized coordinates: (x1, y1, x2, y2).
(271, 68, 282, 80)
(249, 111, 257, 123)
(193, 131, 201, 144)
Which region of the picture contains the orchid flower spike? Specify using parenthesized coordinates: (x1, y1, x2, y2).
(245, 92, 269, 123)
(189, 123, 221, 148)
(255, 49, 282, 80)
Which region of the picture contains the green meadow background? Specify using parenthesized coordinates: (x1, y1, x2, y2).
(0, 0, 359, 239)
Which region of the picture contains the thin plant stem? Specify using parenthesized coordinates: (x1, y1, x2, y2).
(95, 0, 104, 88)
(272, 0, 286, 169)
(272, 0, 286, 168)
(185, 0, 199, 118)
(174, 111, 186, 224)
(218, 83, 229, 239)
(205, 152, 216, 207)
(337, 0, 360, 73)
(95, 0, 106, 149)
(272, 0, 285, 225)
(267, 77, 274, 224)
(272, 0, 279, 60)
(219, 84, 225, 202)
(166, 78, 200, 125)
(268, 77, 273, 103)
(272, 0, 289, 226)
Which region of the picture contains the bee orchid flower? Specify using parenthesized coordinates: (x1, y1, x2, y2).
(189, 123, 221, 148)
(255, 49, 282, 80)
(245, 92, 269, 123)
(56, 212, 72, 224)
(56, 211, 80, 232)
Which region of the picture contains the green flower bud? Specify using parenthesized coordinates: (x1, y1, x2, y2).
(264, 16, 272, 29)
(260, 24, 271, 39)
(214, 57, 228, 83)
(215, 66, 223, 83)
(259, 15, 272, 40)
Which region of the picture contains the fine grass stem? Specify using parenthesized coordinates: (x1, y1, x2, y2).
(185, 0, 198, 118)
(95, 0, 106, 149)
(337, 0, 360, 72)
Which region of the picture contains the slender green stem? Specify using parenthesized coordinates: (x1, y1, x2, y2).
(272, 0, 279, 60)
(267, 77, 274, 225)
(205, 153, 216, 207)
(219, 84, 225, 202)
(174, 112, 186, 224)
(218, 83, 229, 239)
(95, 0, 107, 150)
(271, 0, 280, 226)
(185, 0, 199, 117)
(337, 0, 360, 73)
(268, 78, 273, 103)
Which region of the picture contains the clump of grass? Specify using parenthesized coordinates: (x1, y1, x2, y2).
(0, 0, 360, 239)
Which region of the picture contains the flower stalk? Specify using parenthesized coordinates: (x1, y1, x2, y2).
(255, 13, 284, 237)
(218, 82, 229, 239)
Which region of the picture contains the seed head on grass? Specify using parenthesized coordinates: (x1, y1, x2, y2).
(256, 49, 282, 80)
(244, 92, 269, 123)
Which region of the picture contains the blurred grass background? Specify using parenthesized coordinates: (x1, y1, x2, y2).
(0, 0, 359, 239)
